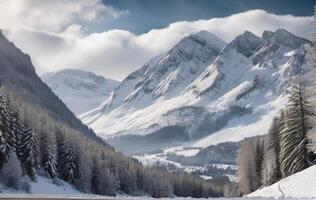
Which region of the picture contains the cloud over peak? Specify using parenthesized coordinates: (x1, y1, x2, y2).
(1, 4, 312, 80)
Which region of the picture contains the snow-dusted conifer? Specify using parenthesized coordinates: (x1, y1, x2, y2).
(262, 117, 282, 185)
(279, 81, 312, 177)
(59, 141, 78, 184)
(40, 122, 58, 179)
(17, 124, 39, 181)
(0, 94, 10, 165)
(5, 97, 18, 152)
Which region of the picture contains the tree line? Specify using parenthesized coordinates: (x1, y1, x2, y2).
(237, 81, 316, 195)
(0, 87, 236, 198)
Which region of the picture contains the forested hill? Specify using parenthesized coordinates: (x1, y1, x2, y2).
(0, 30, 96, 140)
(0, 30, 238, 197)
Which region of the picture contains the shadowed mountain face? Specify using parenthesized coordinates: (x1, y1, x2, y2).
(79, 29, 310, 154)
(0, 30, 97, 139)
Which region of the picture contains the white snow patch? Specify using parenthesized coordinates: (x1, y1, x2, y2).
(0, 176, 83, 195)
(248, 165, 316, 198)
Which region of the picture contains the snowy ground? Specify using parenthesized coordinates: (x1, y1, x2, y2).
(0, 196, 314, 200)
(0, 176, 83, 195)
(248, 165, 316, 198)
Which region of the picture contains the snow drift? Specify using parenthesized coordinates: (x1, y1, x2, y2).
(248, 165, 316, 198)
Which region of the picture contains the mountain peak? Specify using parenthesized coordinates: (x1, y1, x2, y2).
(42, 68, 119, 115)
(170, 30, 226, 61)
(227, 30, 262, 57)
(262, 28, 310, 49)
(274, 28, 296, 37)
(262, 30, 274, 40)
(194, 30, 225, 45)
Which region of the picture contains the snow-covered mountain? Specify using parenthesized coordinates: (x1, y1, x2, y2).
(80, 29, 310, 155)
(42, 69, 119, 115)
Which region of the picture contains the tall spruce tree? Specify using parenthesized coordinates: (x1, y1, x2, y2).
(0, 94, 10, 166)
(5, 97, 18, 152)
(262, 117, 282, 185)
(60, 143, 78, 184)
(307, 5, 316, 156)
(17, 124, 39, 181)
(279, 81, 312, 177)
(39, 120, 58, 179)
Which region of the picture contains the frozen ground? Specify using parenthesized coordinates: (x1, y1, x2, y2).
(0, 176, 82, 195)
(0, 196, 314, 200)
(248, 165, 316, 198)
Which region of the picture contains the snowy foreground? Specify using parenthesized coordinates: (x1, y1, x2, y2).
(0, 196, 314, 200)
(0, 166, 315, 199)
(248, 165, 316, 198)
(0, 176, 82, 195)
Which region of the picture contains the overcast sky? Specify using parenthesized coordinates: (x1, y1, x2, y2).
(0, 0, 314, 81)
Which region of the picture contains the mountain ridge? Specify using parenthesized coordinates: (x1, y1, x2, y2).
(80, 28, 310, 155)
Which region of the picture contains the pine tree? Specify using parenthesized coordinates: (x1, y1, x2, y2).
(17, 124, 39, 181)
(279, 81, 312, 177)
(97, 162, 116, 196)
(75, 153, 91, 193)
(60, 143, 78, 184)
(0, 94, 10, 166)
(254, 139, 264, 187)
(90, 157, 101, 194)
(262, 117, 282, 185)
(0, 129, 8, 167)
(40, 124, 58, 179)
(5, 97, 18, 152)
(307, 5, 316, 160)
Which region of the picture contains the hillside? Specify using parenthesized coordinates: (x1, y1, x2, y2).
(0, 30, 96, 139)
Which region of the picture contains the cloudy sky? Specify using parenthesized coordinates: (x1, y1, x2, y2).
(0, 0, 314, 81)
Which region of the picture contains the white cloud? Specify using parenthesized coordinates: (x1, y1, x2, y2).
(1, 7, 312, 81)
(0, 0, 127, 32)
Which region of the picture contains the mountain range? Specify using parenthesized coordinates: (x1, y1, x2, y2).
(76, 29, 310, 157)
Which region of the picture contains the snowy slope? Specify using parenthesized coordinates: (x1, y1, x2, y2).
(42, 69, 119, 116)
(0, 176, 82, 195)
(80, 29, 310, 154)
(248, 165, 316, 198)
